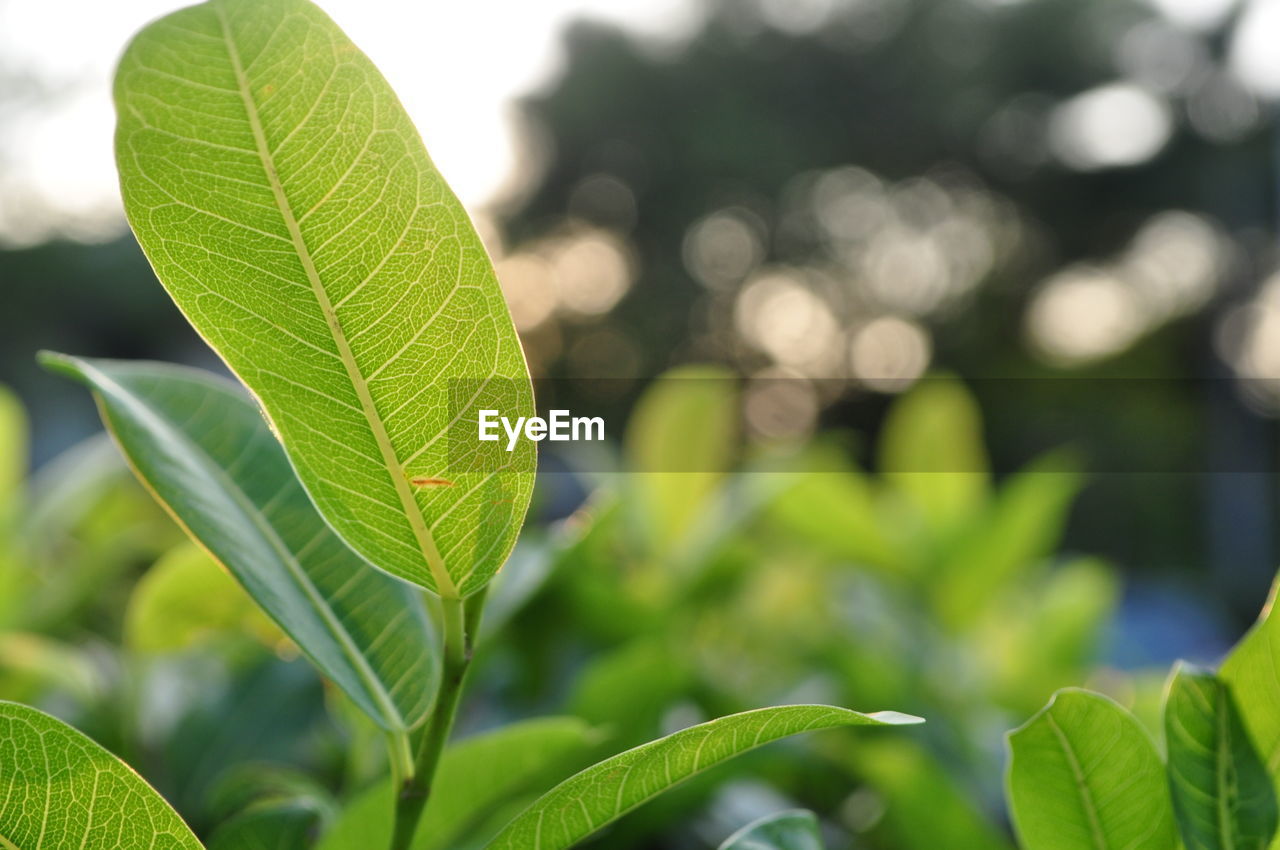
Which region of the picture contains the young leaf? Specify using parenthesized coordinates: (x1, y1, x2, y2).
(43, 354, 438, 733)
(1221, 576, 1280, 793)
(0, 700, 203, 849)
(114, 0, 535, 598)
(484, 705, 923, 850)
(1007, 688, 1178, 850)
(317, 717, 599, 850)
(718, 810, 825, 850)
(1164, 664, 1278, 850)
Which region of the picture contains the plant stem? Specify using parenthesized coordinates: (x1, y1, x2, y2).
(389, 589, 487, 850)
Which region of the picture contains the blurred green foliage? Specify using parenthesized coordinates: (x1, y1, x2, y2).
(0, 366, 1140, 848)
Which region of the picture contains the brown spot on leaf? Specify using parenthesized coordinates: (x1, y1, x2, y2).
(410, 476, 454, 488)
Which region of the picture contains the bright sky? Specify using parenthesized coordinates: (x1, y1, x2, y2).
(0, 0, 702, 245)
(2, 0, 1276, 247)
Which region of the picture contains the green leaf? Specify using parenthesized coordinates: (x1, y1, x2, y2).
(846, 737, 1015, 850)
(934, 450, 1082, 628)
(719, 810, 825, 850)
(623, 365, 738, 553)
(768, 441, 902, 574)
(1007, 688, 1178, 850)
(878, 376, 988, 532)
(43, 354, 438, 733)
(208, 802, 322, 850)
(1221, 576, 1280, 796)
(317, 717, 598, 850)
(484, 705, 923, 850)
(0, 384, 25, 520)
(126, 543, 282, 652)
(1164, 664, 1278, 850)
(113, 0, 534, 597)
(0, 700, 203, 849)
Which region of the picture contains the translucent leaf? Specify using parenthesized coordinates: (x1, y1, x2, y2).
(1007, 688, 1177, 850)
(0, 700, 203, 849)
(114, 0, 534, 597)
(485, 705, 922, 850)
(1164, 664, 1277, 850)
(1221, 574, 1280, 799)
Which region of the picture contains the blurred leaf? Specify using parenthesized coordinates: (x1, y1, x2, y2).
(0, 631, 102, 703)
(318, 717, 599, 850)
(1007, 688, 1177, 850)
(983, 557, 1118, 715)
(1164, 664, 1277, 850)
(849, 737, 1014, 850)
(481, 503, 608, 643)
(208, 801, 322, 850)
(163, 655, 329, 820)
(126, 543, 283, 653)
(768, 442, 901, 573)
(206, 762, 337, 826)
(878, 376, 988, 534)
(0, 700, 203, 848)
(0, 384, 25, 519)
(624, 365, 738, 554)
(25, 434, 128, 544)
(484, 705, 923, 850)
(1221, 576, 1280, 800)
(568, 638, 691, 747)
(45, 354, 438, 734)
(719, 809, 825, 850)
(935, 451, 1082, 628)
(114, 0, 534, 597)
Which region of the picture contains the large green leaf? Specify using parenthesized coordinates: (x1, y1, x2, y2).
(1007, 688, 1178, 850)
(317, 717, 598, 850)
(0, 700, 203, 849)
(719, 810, 825, 850)
(114, 0, 534, 597)
(1221, 576, 1280, 796)
(484, 705, 922, 850)
(43, 354, 438, 733)
(1164, 664, 1277, 850)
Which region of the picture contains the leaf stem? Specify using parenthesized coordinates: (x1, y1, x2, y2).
(389, 589, 487, 850)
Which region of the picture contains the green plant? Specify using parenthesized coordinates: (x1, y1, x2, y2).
(1005, 576, 1280, 850)
(12, 0, 923, 847)
(500, 371, 1113, 849)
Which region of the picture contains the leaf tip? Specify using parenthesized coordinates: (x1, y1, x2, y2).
(36, 350, 83, 380)
(866, 710, 926, 726)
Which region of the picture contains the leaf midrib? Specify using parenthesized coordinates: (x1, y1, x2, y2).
(80, 359, 410, 732)
(1046, 710, 1109, 850)
(214, 5, 457, 598)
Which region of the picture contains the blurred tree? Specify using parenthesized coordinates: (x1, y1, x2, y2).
(498, 0, 1280, 621)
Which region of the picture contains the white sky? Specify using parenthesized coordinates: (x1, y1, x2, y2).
(0, 0, 702, 244)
